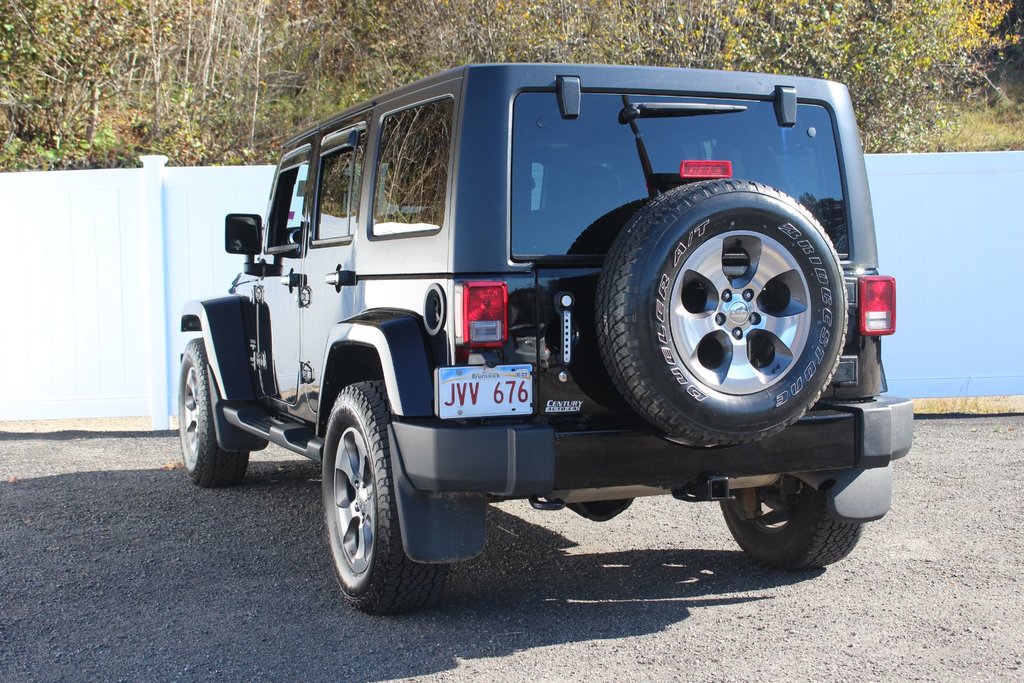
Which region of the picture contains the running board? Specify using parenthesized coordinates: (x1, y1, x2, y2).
(221, 404, 324, 462)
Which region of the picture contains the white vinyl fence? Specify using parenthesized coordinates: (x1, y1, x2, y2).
(0, 157, 274, 428)
(869, 152, 1024, 399)
(0, 152, 1021, 428)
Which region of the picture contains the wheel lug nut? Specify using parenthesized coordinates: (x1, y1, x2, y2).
(751, 312, 761, 324)
(722, 290, 732, 302)
(732, 327, 743, 340)
(715, 313, 726, 325)
(743, 289, 754, 301)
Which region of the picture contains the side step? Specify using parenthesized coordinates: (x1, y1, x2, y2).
(221, 404, 324, 462)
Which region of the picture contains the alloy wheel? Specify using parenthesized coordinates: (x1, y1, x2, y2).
(669, 231, 812, 395)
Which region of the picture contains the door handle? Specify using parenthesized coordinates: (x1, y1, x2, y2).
(280, 269, 306, 293)
(325, 267, 357, 292)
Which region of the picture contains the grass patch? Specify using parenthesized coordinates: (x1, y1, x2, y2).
(913, 395, 1024, 415)
(930, 69, 1024, 152)
(0, 416, 153, 433)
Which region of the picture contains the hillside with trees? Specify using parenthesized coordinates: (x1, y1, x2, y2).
(0, 0, 1016, 170)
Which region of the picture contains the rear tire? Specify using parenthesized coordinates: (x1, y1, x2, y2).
(322, 381, 448, 614)
(720, 477, 863, 569)
(178, 339, 249, 488)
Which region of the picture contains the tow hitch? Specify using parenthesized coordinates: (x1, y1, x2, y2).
(672, 474, 731, 502)
(529, 496, 566, 511)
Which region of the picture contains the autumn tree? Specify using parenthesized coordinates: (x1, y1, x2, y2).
(0, 0, 1012, 168)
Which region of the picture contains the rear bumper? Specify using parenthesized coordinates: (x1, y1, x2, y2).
(390, 395, 913, 497)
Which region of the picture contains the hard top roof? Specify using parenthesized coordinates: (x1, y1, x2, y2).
(283, 63, 846, 150)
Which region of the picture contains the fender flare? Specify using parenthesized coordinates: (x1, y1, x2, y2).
(181, 296, 256, 401)
(320, 310, 435, 417)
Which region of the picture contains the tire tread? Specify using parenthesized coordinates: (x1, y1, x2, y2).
(180, 339, 249, 488)
(721, 483, 863, 569)
(328, 381, 448, 614)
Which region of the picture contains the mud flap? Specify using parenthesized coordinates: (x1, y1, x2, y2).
(389, 426, 488, 563)
(208, 368, 268, 453)
(824, 465, 893, 523)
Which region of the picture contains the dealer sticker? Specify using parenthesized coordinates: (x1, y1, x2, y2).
(545, 400, 583, 413)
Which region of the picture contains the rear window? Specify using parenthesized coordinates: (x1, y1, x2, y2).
(511, 92, 848, 258)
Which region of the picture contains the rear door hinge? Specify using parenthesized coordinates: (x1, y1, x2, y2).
(557, 292, 574, 365)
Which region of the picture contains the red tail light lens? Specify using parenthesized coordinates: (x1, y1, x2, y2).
(462, 281, 508, 347)
(859, 275, 896, 336)
(679, 160, 733, 180)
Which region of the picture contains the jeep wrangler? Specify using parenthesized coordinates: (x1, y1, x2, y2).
(179, 64, 913, 614)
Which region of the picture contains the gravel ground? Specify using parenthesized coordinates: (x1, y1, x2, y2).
(1, 416, 1022, 682)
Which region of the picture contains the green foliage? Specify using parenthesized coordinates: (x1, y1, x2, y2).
(0, 0, 147, 167)
(726, 0, 1012, 151)
(0, 0, 1013, 169)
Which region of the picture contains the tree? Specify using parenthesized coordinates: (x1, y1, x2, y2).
(0, 0, 1012, 168)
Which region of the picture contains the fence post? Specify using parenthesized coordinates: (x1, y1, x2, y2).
(140, 155, 170, 430)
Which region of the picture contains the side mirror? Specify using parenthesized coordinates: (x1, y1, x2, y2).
(225, 213, 263, 255)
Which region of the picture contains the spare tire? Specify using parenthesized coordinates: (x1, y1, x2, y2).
(596, 179, 847, 446)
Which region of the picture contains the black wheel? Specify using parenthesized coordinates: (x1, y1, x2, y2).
(178, 339, 249, 487)
(720, 477, 863, 569)
(322, 380, 448, 614)
(596, 179, 847, 445)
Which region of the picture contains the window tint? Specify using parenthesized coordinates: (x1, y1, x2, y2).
(373, 98, 453, 236)
(267, 159, 310, 251)
(317, 130, 365, 241)
(511, 93, 848, 258)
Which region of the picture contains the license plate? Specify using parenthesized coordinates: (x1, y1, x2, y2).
(435, 365, 533, 419)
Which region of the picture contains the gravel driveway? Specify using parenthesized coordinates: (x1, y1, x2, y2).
(1, 415, 1021, 682)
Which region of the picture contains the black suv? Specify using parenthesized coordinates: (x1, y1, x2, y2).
(179, 64, 912, 614)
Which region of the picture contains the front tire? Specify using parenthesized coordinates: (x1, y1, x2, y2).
(322, 381, 448, 614)
(178, 339, 249, 487)
(720, 477, 863, 569)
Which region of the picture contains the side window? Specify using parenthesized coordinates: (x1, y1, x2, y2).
(316, 130, 365, 241)
(373, 97, 454, 236)
(267, 158, 310, 251)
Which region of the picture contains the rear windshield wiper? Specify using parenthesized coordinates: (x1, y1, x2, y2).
(618, 101, 747, 124)
(619, 97, 747, 198)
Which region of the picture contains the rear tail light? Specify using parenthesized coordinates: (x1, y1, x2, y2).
(679, 160, 733, 180)
(462, 281, 508, 347)
(859, 275, 896, 336)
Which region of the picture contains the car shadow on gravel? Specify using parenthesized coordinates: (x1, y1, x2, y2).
(0, 458, 819, 682)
